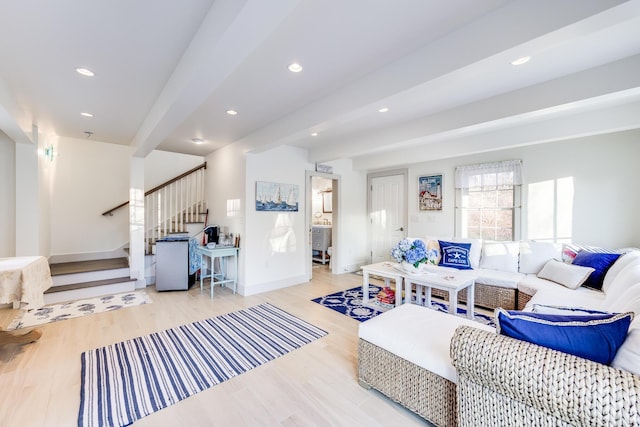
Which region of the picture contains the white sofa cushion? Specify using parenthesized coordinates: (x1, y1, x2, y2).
(525, 288, 605, 312)
(475, 268, 523, 289)
(451, 237, 482, 269)
(519, 275, 605, 310)
(358, 303, 494, 383)
(603, 264, 640, 308)
(604, 281, 640, 314)
(612, 317, 640, 376)
(603, 251, 640, 294)
(479, 241, 520, 273)
(518, 241, 562, 274)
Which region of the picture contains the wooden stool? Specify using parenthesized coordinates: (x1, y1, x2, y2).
(0, 329, 42, 346)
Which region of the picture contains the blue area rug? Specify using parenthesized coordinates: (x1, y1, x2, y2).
(312, 285, 385, 322)
(78, 303, 327, 427)
(312, 286, 495, 327)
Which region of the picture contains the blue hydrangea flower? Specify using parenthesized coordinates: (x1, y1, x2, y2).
(390, 238, 427, 267)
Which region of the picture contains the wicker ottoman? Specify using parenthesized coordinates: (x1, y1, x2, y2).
(358, 303, 495, 427)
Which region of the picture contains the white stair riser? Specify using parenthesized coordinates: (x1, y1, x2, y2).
(52, 267, 130, 286)
(44, 281, 136, 305)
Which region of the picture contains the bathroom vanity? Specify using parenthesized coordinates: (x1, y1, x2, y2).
(312, 226, 332, 264)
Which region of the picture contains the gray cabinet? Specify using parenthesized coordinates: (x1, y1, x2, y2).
(156, 238, 190, 291)
(312, 226, 331, 264)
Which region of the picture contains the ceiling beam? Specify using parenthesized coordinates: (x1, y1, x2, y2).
(130, 0, 301, 157)
(352, 100, 640, 170)
(0, 77, 33, 144)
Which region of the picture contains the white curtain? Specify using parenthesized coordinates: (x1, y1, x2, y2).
(455, 159, 523, 189)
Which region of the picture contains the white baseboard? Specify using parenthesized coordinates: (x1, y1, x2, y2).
(238, 274, 308, 296)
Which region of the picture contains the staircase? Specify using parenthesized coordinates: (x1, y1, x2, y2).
(146, 203, 207, 255)
(46, 163, 208, 303)
(45, 258, 136, 304)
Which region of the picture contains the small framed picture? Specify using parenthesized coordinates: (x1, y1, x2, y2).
(419, 174, 443, 211)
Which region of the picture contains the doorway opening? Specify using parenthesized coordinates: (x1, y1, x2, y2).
(306, 171, 340, 281)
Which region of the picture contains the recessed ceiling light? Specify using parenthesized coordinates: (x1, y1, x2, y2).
(288, 62, 303, 73)
(378, 107, 389, 113)
(311, 132, 318, 137)
(80, 112, 94, 117)
(76, 67, 95, 77)
(511, 56, 531, 66)
(191, 138, 204, 145)
(226, 109, 238, 115)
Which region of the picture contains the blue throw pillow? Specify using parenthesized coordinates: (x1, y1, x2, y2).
(571, 251, 621, 290)
(495, 309, 633, 365)
(438, 240, 472, 270)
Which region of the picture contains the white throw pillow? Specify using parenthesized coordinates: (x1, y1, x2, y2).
(537, 259, 594, 290)
(519, 241, 562, 274)
(479, 241, 519, 273)
(451, 237, 481, 269)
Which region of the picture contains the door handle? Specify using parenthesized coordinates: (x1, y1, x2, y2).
(396, 227, 404, 231)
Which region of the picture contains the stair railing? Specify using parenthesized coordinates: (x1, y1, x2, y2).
(101, 162, 207, 252)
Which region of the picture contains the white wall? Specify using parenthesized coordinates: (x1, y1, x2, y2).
(311, 176, 332, 225)
(324, 158, 368, 272)
(1, 129, 54, 258)
(50, 137, 131, 257)
(204, 143, 246, 239)
(0, 130, 16, 257)
(203, 142, 247, 286)
(37, 132, 54, 257)
(403, 130, 640, 248)
(144, 150, 204, 189)
(203, 145, 368, 296)
(243, 145, 313, 295)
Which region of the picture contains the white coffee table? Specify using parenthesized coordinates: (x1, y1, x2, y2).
(404, 271, 476, 319)
(360, 262, 405, 308)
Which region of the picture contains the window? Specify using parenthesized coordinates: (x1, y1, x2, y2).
(527, 177, 574, 243)
(455, 160, 522, 241)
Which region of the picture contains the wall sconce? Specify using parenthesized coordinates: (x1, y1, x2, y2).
(43, 144, 56, 162)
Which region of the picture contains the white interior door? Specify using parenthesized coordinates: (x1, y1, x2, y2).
(370, 174, 406, 264)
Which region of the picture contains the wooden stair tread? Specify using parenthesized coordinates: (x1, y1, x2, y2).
(45, 277, 135, 293)
(49, 258, 129, 276)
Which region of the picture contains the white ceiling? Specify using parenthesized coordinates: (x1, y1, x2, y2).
(1, 0, 639, 170)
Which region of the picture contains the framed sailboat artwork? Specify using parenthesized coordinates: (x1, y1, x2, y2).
(255, 181, 299, 212)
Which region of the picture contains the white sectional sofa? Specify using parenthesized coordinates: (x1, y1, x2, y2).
(411, 237, 635, 311)
(358, 242, 640, 426)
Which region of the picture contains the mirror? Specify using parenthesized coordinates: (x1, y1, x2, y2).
(322, 191, 332, 213)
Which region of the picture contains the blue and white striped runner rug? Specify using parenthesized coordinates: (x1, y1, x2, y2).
(78, 303, 327, 427)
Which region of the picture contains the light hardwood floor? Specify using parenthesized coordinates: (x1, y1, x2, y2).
(0, 265, 431, 426)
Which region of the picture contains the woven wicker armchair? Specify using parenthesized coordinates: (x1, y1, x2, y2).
(450, 326, 640, 427)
